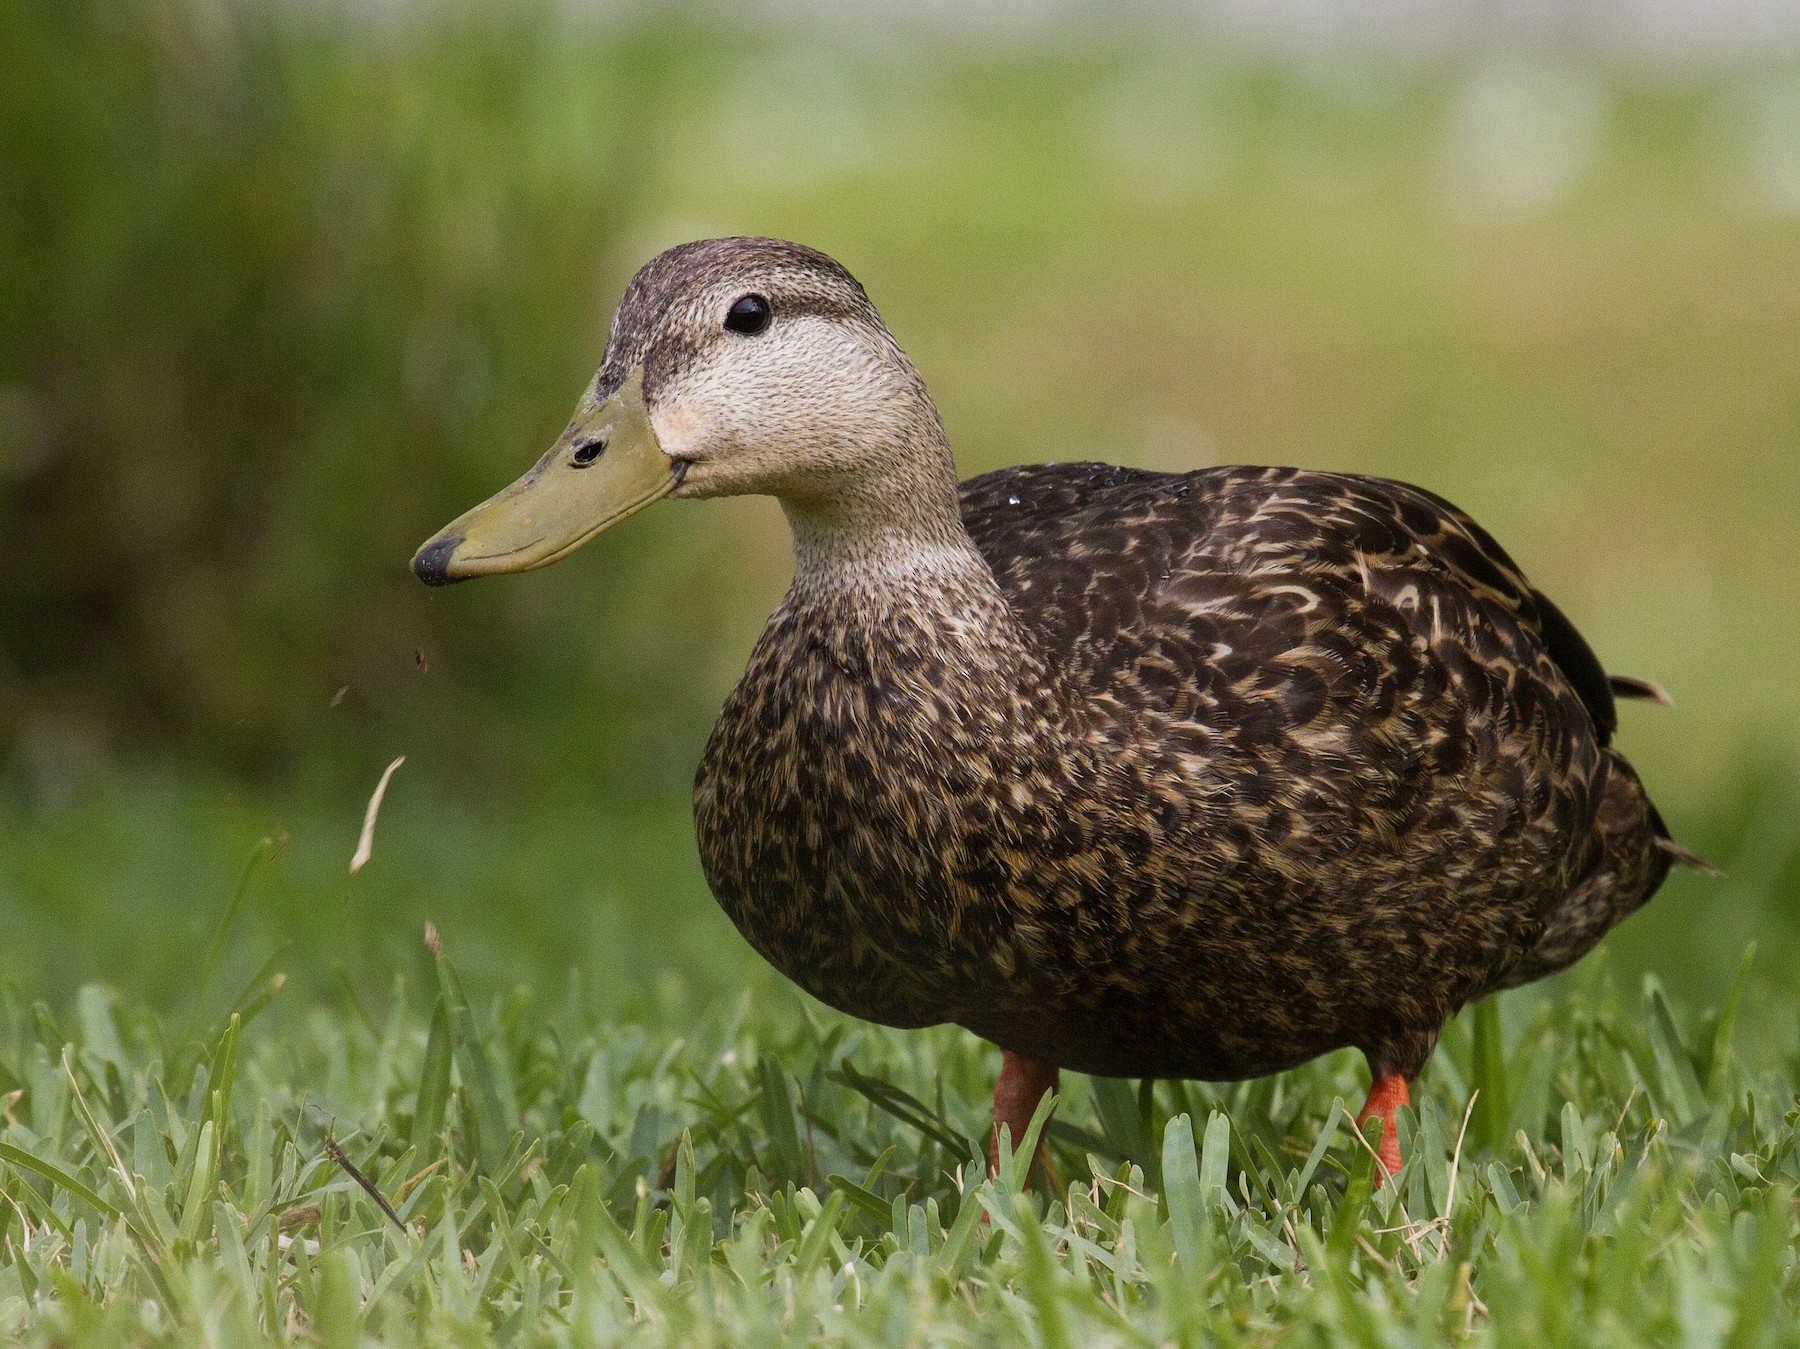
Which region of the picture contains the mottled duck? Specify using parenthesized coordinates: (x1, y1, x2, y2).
(415, 237, 1694, 1183)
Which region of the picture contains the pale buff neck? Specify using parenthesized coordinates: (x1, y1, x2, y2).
(770, 419, 1084, 734)
(779, 419, 998, 610)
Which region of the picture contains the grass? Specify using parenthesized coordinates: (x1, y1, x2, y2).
(0, 852, 1796, 1344)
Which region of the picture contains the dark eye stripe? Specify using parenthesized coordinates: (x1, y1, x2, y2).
(724, 293, 772, 335)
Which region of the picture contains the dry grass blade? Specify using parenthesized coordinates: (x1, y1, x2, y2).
(62, 1050, 137, 1207)
(278, 1203, 323, 1232)
(394, 1159, 446, 1204)
(324, 1135, 406, 1232)
(350, 756, 406, 874)
(1444, 1089, 1477, 1214)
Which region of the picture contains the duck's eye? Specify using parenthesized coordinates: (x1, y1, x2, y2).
(570, 435, 606, 468)
(724, 293, 772, 335)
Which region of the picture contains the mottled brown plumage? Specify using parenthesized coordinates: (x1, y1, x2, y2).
(697, 460, 1674, 1088)
(418, 236, 1688, 1179)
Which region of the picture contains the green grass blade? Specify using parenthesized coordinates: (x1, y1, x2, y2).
(1089, 1075, 1156, 1169)
(792, 1190, 846, 1279)
(1329, 1120, 1379, 1262)
(0, 1140, 121, 1220)
(1014, 1190, 1072, 1349)
(1198, 1109, 1232, 1215)
(824, 1173, 892, 1225)
(433, 947, 514, 1175)
(208, 1014, 240, 1128)
(1470, 997, 1511, 1153)
(412, 994, 453, 1157)
(1704, 944, 1755, 1098)
(1161, 1113, 1207, 1270)
(1292, 1099, 1343, 1199)
(177, 1119, 217, 1244)
(1723, 1184, 1794, 1349)
(1008, 1085, 1059, 1191)
(828, 1062, 974, 1157)
(757, 1055, 808, 1186)
(182, 837, 274, 1043)
(933, 1185, 988, 1278)
(226, 945, 291, 1022)
(1645, 982, 1704, 1125)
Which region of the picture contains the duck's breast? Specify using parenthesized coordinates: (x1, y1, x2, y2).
(693, 596, 1054, 1029)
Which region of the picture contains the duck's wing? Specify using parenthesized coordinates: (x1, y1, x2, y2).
(959, 462, 1622, 747)
(1351, 474, 1620, 747)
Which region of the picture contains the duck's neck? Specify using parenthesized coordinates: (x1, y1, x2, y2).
(780, 430, 994, 611)
(765, 436, 1103, 777)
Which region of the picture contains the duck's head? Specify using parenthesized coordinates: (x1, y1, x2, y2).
(412, 236, 950, 585)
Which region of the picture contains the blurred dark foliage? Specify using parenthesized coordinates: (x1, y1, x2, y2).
(0, 0, 732, 793)
(6, 1, 1799, 830)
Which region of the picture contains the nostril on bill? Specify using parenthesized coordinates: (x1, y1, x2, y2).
(571, 436, 607, 468)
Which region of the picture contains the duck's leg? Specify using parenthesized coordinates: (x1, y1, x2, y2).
(990, 1051, 1059, 1181)
(1355, 1071, 1410, 1185)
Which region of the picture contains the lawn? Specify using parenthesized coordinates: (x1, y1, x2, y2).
(1, 870, 1795, 1344)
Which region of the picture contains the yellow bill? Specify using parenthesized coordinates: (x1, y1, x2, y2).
(412, 367, 679, 585)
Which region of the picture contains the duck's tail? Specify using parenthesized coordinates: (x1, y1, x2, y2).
(1609, 674, 1674, 707)
(1606, 676, 1715, 875)
(1654, 835, 1721, 876)
(1503, 749, 1704, 989)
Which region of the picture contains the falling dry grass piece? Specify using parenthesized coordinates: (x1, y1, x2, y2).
(350, 756, 405, 873)
(330, 684, 349, 707)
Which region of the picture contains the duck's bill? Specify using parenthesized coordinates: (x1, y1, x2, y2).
(411, 367, 680, 586)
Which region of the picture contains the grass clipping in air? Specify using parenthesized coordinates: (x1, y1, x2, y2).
(349, 757, 405, 874)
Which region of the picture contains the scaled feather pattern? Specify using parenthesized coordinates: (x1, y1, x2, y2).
(697, 462, 1672, 1083)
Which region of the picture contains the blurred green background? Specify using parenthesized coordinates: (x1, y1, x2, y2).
(3, 1, 1798, 1042)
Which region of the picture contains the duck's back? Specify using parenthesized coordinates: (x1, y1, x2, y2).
(962, 463, 1619, 751)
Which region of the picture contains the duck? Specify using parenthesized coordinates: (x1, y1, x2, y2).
(414, 236, 1695, 1184)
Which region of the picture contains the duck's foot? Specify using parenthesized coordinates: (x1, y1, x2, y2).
(1355, 1072, 1409, 1186)
(990, 1050, 1059, 1184)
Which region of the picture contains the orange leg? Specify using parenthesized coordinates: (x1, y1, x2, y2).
(990, 1051, 1059, 1180)
(1355, 1073, 1410, 1185)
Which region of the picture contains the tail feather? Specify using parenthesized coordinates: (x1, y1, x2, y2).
(1646, 798, 1719, 876)
(1655, 835, 1721, 877)
(1609, 675, 1674, 707)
